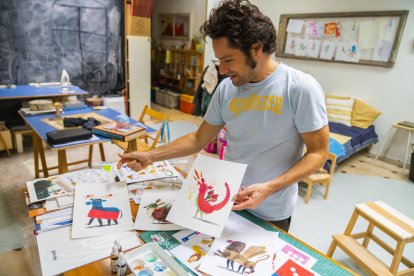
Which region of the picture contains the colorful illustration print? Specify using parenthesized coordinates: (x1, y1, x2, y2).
(215, 240, 270, 274)
(144, 199, 172, 224)
(84, 194, 122, 226)
(192, 169, 230, 220)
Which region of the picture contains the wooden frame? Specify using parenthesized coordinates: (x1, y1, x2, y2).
(276, 11, 408, 67)
(159, 13, 190, 40)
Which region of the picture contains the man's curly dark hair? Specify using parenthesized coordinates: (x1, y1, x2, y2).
(200, 0, 277, 68)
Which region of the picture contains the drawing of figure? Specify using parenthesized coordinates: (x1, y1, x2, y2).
(85, 194, 122, 226)
(144, 199, 172, 223)
(214, 240, 270, 274)
(192, 169, 230, 220)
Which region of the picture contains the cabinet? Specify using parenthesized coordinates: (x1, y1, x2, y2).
(153, 48, 204, 94)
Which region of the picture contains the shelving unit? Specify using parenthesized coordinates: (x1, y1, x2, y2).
(153, 48, 204, 95)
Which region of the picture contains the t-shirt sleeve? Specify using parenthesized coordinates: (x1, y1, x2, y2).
(204, 83, 225, 125)
(290, 76, 328, 133)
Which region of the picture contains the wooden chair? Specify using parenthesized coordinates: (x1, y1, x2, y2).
(327, 201, 414, 276)
(301, 152, 337, 204)
(113, 105, 168, 152)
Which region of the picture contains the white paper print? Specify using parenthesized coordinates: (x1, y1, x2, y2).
(134, 189, 184, 231)
(198, 213, 280, 276)
(335, 42, 349, 61)
(116, 161, 181, 184)
(306, 20, 324, 38)
(166, 154, 247, 237)
(71, 181, 133, 238)
(285, 37, 299, 55)
(287, 19, 304, 34)
(295, 39, 308, 56)
(372, 40, 393, 62)
(319, 41, 336, 60)
(344, 42, 361, 63)
(27, 176, 75, 203)
(170, 230, 215, 274)
(306, 40, 321, 58)
(37, 227, 140, 276)
(358, 20, 380, 49)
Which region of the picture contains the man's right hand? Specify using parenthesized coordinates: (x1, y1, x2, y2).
(117, 151, 153, 172)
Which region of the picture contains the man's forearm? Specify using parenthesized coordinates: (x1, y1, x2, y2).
(148, 132, 204, 162)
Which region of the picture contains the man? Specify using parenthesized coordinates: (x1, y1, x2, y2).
(118, 0, 329, 232)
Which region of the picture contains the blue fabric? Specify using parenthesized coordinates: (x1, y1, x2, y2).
(328, 122, 378, 147)
(0, 84, 88, 99)
(328, 122, 379, 163)
(21, 107, 156, 148)
(329, 137, 346, 159)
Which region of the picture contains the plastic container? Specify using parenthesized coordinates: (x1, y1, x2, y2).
(155, 89, 166, 106)
(125, 242, 187, 275)
(180, 94, 194, 114)
(163, 91, 180, 109)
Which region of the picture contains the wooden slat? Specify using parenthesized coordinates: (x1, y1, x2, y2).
(333, 234, 393, 276)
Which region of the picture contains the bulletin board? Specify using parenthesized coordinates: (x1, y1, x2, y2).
(276, 11, 408, 67)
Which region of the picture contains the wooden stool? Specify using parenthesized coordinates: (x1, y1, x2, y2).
(327, 201, 414, 275)
(11, 125, 33, 153)
(375, 122, 414, 169)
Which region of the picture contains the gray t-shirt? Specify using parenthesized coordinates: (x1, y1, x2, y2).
(204, 63, 328, 221)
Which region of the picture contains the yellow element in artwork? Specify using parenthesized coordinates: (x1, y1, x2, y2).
(229, 94, 282, 116)
(187, 245, 206, 263)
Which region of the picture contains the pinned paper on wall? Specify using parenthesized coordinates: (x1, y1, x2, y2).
(358, 20, 380, 49)
(319, 41, 336, 60)
(284, 37, 299, 55)
(72, 181, 133, 239)
(306, 20, 323, 38)
(166, 154, 247, 237)
(372, 40, 393, 62)
(295, 39, 308, 56)
(324, 22, 337, 37)
(380, 18, 399, 43)
(134, 188, 184, 231)
(306, 40, 321, 58)
(287, 19, 304, 34)
(344, 42, 361, 63)
(335, 42, 348, 61)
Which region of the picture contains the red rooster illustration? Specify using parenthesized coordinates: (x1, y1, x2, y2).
(193, 169, 230, 220)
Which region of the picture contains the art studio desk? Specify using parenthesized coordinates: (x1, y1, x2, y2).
(19, 107, 155, 176)
(63, 202, 356, 276)
(0, 84, 88, 100)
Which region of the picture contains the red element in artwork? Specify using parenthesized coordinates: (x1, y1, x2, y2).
(175, 23, 185, 36)
(276, 259, 314, 276)
(193, 169, 230, 218)
(88, 209, 120, 220)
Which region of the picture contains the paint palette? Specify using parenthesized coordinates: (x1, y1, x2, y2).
(125, 242, 187, 276)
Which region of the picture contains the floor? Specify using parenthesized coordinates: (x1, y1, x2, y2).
(0, 103, 412, 276)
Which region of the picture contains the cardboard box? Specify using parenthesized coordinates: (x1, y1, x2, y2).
(0, 125, 12, 151)
(126, 4, 151, 37)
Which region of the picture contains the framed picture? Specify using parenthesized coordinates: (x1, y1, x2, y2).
(159, 13, 190, 40)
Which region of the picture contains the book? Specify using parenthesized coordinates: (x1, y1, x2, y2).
(92, 122, 145, 142)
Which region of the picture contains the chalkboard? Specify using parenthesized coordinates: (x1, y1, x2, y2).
(0, 0, 124, 95)
(276, 11, 408, 67)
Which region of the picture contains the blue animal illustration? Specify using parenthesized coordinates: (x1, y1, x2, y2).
(84, 194, 122, 226)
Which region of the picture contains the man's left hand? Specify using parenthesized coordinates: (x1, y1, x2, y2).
(232, 183, 272, 210)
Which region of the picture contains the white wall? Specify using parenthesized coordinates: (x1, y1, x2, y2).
(205, 0, 414, 163)
(152, 0, 207, 49)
